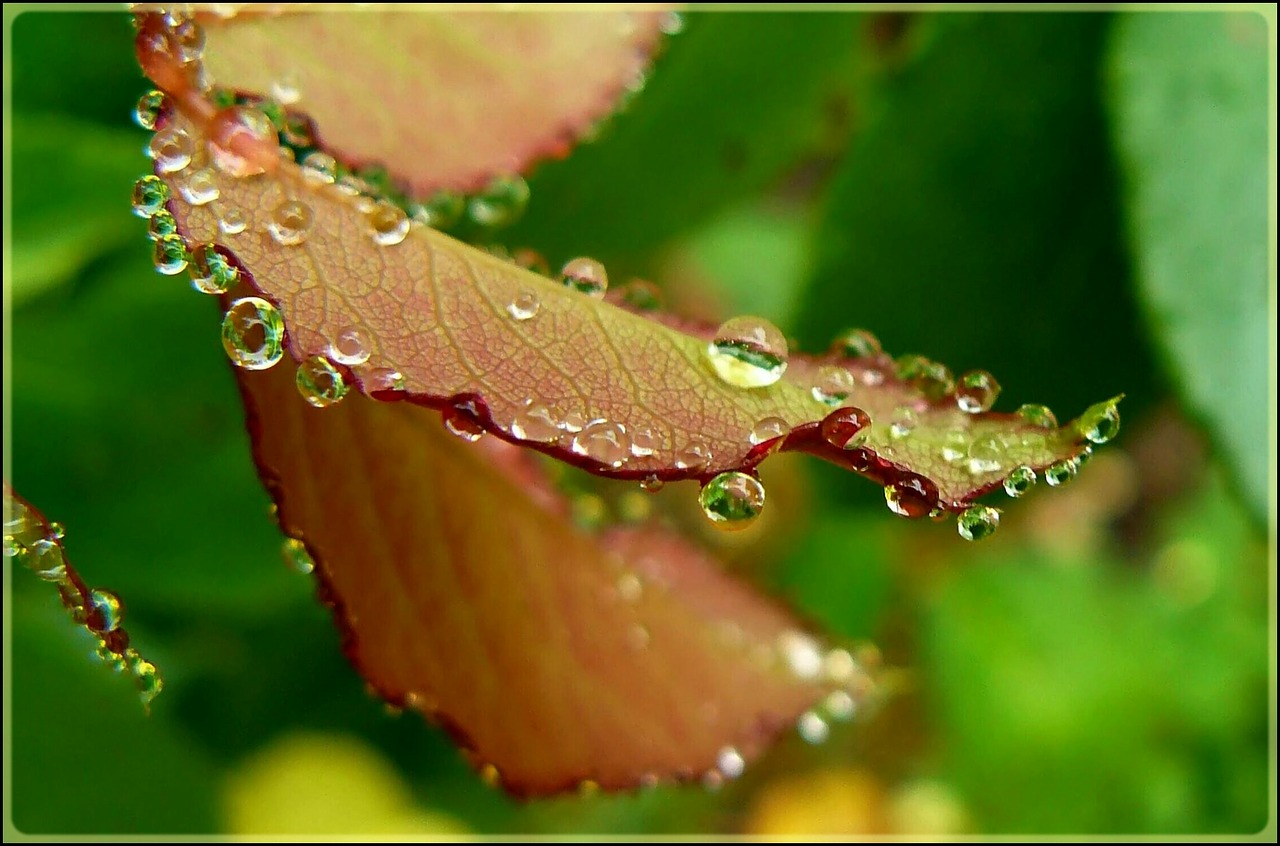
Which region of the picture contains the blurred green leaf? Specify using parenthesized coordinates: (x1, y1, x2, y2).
(11, 600, 219, 834)
(1107, 12, 1269, 521)
(10, 253, 304, 615)
(508, 12, 859, 273)
(9, 114, 145, 305)
(794, 14, 1159, 506)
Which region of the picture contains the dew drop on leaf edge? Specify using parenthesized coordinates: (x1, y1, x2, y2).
(699, 471, 765, 530)
(706, 315, 789, 389)
(221, 297, 285, 371)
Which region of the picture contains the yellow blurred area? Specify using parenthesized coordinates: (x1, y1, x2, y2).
(222, 732, 471, 837)
(745, 767, 969, 837)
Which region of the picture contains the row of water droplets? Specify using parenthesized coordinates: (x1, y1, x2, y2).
(4, 500, 162, 708)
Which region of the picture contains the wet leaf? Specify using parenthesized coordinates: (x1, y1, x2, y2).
(234, 352, 869, 795)
(1108, 12, 1269, 521)
(149, 6, 667, 195)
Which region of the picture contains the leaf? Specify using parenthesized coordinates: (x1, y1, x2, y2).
(233, 352, 870, 794)
(1107, 11, 1269, 521)
(142, 6, 668, 195)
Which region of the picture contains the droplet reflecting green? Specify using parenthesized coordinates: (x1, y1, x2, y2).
(1003, 465, 1037, 497)
(468, 175, 529, 227)
(1017, 404, 1058, 429)
(281, 537, 315, 573)
(296, 355, 349, 408)
(832, 328, 882, 359)
(956, 370, 1001, 413)
(560, 257, 609, 299)
(1045, 458, 1078, 487)
(699, 471, 766, 530)
(132, 174, 170, 218)
(147, 209, 178, 240)
(188, 244, 238, 294)
(89, 588, 124, 632)
(134, 90, 168, 130)
(706, 316, 789, 388)
(1079, 401, 1121, 444)
(152, 234, 189, 275)
(957, 505, 1001, 541)
(221, 297, 285, 370)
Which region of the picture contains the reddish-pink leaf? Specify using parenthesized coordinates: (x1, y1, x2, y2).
(136, 6, 667, 195)
(236, 351, 872, 795)
(4, 485, 163, 709)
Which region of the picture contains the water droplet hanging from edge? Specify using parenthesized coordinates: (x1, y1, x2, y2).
(957, 505, 1000, 541)
(296, 355, 349, 408)
(221, 297, 285, 370)
(699, 471, 766, 530)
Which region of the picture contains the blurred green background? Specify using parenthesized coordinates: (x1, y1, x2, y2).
(4, 8, 1274, 837)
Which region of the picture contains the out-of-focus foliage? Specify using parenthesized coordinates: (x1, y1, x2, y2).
(4, 8, 1272, 837)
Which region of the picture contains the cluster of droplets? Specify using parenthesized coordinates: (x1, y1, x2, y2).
(4, 500, 162, 708)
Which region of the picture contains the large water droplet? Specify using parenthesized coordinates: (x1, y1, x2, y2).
(24, 538, 66, 581)
(674, 443, 711, 473)
(897, 354, 954, 400)
(966, 436, 1002, 475)
(1080, 401, 1121, 444)
(956, 370, 1000, 413)
(147, 209, 178, 240)
(268, 200, 313, 246)
(188, 243, 238, 294)
(1017, 403, 1058, 429)
(832, 327, 882, 359)
(1045, 458, 1078, 487)
(328, 327, 371, 366)
(443, 395, 486, 443)
(221, 297, 285, 370)
(957, 505, 1000, 541)
(178, 167, 219, 206)
(134, 89, 169, 130)
(884, 476, 935, 519)
(706, 316, 789, 388)
(510, 401, 559, 443)
(468, 174, 530, 227)
(507, 290, 540, 321)
(750, 416, 788, 445)
(296, 355, 348, 408)
(132, 174, 170, 218)
(699, 471, 765, 530)
(572, 420, 630, 468)
(281, 537, 315, 573)
(89, 588, 124, 632)
(207, 106, 277, 177)
(367, 200, 410, 246)
(300, 151, 337, 184)
(811, 365, 855, 407)
(148, 126, 192, 173)
(560, 257, 609, 299)
(821, 406, 870, 449)
(1004, 465, 1037, 497)
(797, 710, 830, 744)
(219, 207, 248, 235)
(152, 233, 189, 275)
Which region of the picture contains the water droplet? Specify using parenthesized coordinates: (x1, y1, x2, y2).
(1045, 458, 1078, 487)
(296, 355, 349, 408)
(300, 151, 337, 184)
(268, 199, 313, 246)
(507, 290, 540, 321)
(560, 257, 609, 299)
(219, 207, 248, 235)
(956, 370, 1000, 413)
(328, 328, 370, 366)
(89, 588, 124, 632)
(132, 174, 170, 218)
(957, 505, 1001, 541)
(270, 72, 301, 105)
(510, 401, 559, 443)
(699, 471, 765, 530)
(797, 710, 830, 744)
(750, 416, 788, 445)
(1080, 401, 1121, 444)
(674, 443, 711, 473)
(889, 406, 918, 439)
(367, 201, 410, 246)
(1017, 403, 1058, 429)
(188, 243, 238, 294)
(130, 654, 163, 705)
(833, 327, 882, 359)
(618, 279, 663, 311)
(510, 247, 549, 276)
(24, 538, 66, 581)
(147, 209, 178, 240)
(468, 174, 530, 227)
(281, 537, 315, 573)
(221, 296, 285, 370)
(820, 406, 871, 449)
(778, 631, 823, 679)
(559, 411, 587, 433)
(811, 365, 855, 406)
(1075, 444, 1094, 467)
(706, 315, 789, 388)
(363, 367, 405, 395)
(966, 436, 1002, 475)
(443, 395, 486, 443)
(824, 690, 856, 721)
(177, 167, 219, 206)
(148, 126, 192, 173)
(717, 747, 745, 779)
(48, 522, 65, 540)
(823, 647, 856, 683)
(897, 354, 954, 400)
(1004, 465, 1037, 497)
(134, 89, 169, 130)
(884, 476, 935, 519)
(172, 17, 205, 62)
(630, 427, 657, 457)
(572, 420, 630, 468)
(640, 475, 664, 493)
(940, 430, 968, 462)
(411, 191, 466, 229)
(207, 106, 278, 177)
(152, 233, 189, 275)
